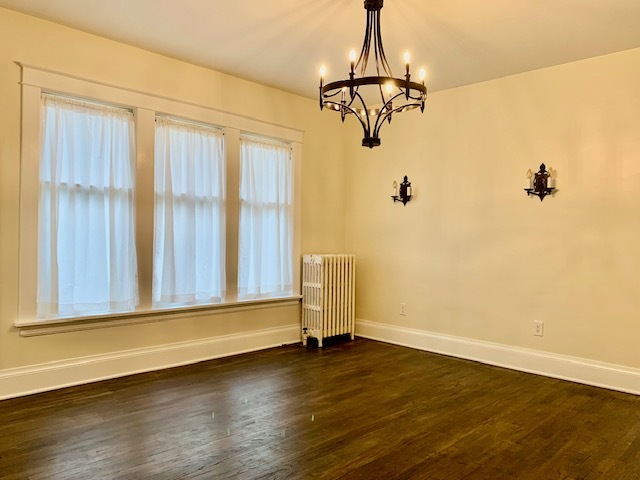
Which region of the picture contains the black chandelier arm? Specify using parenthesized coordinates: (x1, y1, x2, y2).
(319, 85, 363, 111)
(373, 10, 381, 76)
(349, 89, 373, 134)
(348, 87, 360, 108)
(349, 88, 369, 115)
(373, 101, 423, 137)
(322, 89, 343, 100)
(357, 10, 373, 75)
(373, 8, 392, 77)
(404, 90, 428, 102)
(322, 100, 370, 136)
(373, 90, 406, 132)
(346, 84, 363, 109)
(377, 82, 385, 105)
(393, 81, 427, 102)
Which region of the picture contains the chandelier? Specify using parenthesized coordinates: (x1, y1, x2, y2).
(319, 0, 427, 148)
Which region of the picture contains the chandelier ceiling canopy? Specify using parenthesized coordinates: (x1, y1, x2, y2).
(319, 0, 427, 148)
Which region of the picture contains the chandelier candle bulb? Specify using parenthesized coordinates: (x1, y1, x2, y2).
(349, 49, 356, 73)
(526, 169, 533, 189)
(319, 64, 326, 104)
(393, 180, 398, 197)
(419, 68, 426, 83)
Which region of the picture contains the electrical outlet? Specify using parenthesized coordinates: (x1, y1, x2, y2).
(534, 320, 544, 337)
(400, 303, 407, 316)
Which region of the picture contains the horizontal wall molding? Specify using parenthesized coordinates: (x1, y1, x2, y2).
(356, 319, 640, 396)
(0, 324, 300, 400)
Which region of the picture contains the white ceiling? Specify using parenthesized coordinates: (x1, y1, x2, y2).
(2, 0, 640, 99)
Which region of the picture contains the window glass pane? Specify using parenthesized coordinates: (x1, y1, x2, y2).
(153, 117, 226, 306)
(37, 94, 138, 318)
(238, 136, 293, 299)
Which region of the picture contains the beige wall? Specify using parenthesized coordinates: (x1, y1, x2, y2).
(346, 47, 640, 368)
(0, 8, 347, 370)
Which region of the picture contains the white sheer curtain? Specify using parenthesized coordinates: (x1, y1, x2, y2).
(37, 94, 138, 318)
(238, 136, 293, 299)
(153, 117, 225, 306)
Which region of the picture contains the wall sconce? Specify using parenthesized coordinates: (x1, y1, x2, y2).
(392, 175, 412, 206)
(525, 164, 555, 201)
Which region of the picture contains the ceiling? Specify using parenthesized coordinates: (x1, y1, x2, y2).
(1, 0, 639, 99)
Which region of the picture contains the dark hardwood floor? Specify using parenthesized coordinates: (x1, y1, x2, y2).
(2, 338, 640, 479)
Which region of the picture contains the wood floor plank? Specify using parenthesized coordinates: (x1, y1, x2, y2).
(2, 338, 640, 479)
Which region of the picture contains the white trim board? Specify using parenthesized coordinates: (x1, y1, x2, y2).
(356, 319, 640, 396)
(18, 63, 305, 142)
(0, 324, 300, 400)
(16, 297, 302, 337)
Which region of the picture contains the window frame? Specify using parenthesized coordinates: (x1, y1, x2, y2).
(16, 63, 302, 336)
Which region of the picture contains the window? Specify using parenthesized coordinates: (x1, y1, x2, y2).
(18, 64, 302, 333)
(153, 117, 226, 306)
(238, 136, 293, 299)
(37, 94, 138, 318)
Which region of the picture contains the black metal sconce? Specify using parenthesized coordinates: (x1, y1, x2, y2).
(392, 175, 412, 206)
(524, 164, 556, 201)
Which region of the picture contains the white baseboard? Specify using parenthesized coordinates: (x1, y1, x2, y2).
(0, 324, 300, 400)
(356, 319, 640, 396)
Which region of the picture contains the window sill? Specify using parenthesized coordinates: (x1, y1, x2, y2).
(14, 296, 302, 337)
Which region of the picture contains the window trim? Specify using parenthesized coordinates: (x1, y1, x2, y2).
(16, 63, 303, 334)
